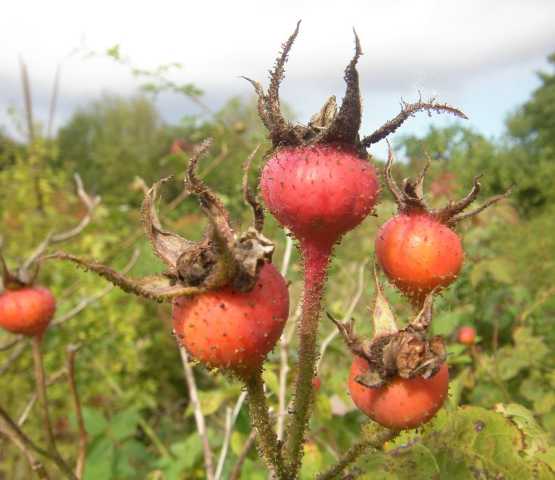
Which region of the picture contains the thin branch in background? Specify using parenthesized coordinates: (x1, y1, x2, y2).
(317, 261, 367, 371)
(0, 342, 27, 375)
(31, 336, 76, 480)
(18, 369, 67, 427)
(19, 57, 35, 143)
(229, 429, 257, 480)
(22, 173, 101, 276)
(214, 391, 248, 480)
(47, 64, 61, 139)
(178, 346, 215, 480)
(66, 345, 87, 480)
(0, 405, 51, 479)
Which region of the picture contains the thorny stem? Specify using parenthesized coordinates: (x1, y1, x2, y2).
(178, 347, 215, 480)
(31, 337, 77, 480)
(284, 240, 332, 478)
(244, 372, 286, 479)
(315, 428, 398, 480)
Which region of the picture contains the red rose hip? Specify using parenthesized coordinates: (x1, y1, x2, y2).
(0, 287, 56, 337)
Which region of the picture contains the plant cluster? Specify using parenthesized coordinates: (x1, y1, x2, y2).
(1, 23, 553, 480)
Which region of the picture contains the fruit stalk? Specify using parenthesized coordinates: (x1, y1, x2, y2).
(284, 239, 332, 476)
(244, 371, 286, 479)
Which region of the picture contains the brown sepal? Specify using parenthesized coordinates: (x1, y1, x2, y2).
(384, 142, 512, 224)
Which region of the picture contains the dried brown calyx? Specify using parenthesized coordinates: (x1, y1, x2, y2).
(48, 140, 274, 302)
(244, 21, 467, 156)
(385, 143, 512, 226)
(329, 266, 446, 388)
(1, 174, 100, 291)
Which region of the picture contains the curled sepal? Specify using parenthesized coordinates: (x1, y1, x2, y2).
(0, 251, 27, 290)
(384, 142, 512, 222)
(48, 252, 204, 302)
(142, 176, 195, 274)
(372, 263, 399, 337)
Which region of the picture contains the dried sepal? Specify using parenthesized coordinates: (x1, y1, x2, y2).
(384, 143, 512, 223)
(334, 267, 446, 387)
(242, 145, 264, 232)
(361, 97, 467, 148)
(232, 228, 274, 291)
(142, 176, 194, 274)
(0, 251, 26, 291)
(319, 30, 362, 146)
(48, 252, 204, 302)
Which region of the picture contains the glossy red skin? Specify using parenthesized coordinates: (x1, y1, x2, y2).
(349, 356, 449, 430)
(457, 326, 476, 345)
(376, 213, 463, 299)
(261, 144, 379, 247)
(172, 263, 289, 374)
(0, 287, 56, 336)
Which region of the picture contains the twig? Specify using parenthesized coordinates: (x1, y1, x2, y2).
(0, 405, 50, 479)
(315, 428, 398, 480)
(317, 262, 366, 371)
(21, 173, 100, 275)
(18, 369, 67, 427)
(178, 346, 215, 480)
(276, 234, 295, 442)
(229, 429, 257, 480)
(30, 337, 77, 480)
(214, 391, 248, 480)
(66, 345, 87, 479)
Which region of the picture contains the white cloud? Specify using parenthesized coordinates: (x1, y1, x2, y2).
(1, 0, 554, 157)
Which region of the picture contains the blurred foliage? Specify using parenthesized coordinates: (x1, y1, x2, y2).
(0, 49, 554, 479)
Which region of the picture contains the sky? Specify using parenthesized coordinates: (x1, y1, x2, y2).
(1, 0, 554, 159)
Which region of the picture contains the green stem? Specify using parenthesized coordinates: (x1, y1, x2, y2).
(244, 372, 286, 479)
(284, 240, 332, 477)
(315, 428, 398, 480)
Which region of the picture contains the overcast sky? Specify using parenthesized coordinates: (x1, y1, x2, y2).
(1, 0, 554, 158)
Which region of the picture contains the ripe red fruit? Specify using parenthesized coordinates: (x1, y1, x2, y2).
(261, 144, 379, 249)
(172, 263, 289, 375)
(0, 287, 56, 336)
(375, 213, 463, 303)
(349, 356, 449, 430)
(457, 326, 476, 346)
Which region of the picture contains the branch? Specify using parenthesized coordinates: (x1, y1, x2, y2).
(21, 173, 100, 276)
(31, 337, 78, 480)
(315, 428, 398, 480)
(214, 391, 248, 480)
(229, 429, 257, 480)
(178, 346, 215, 480)
(0, 405, 50, 479)
(66, 345, 87, 479)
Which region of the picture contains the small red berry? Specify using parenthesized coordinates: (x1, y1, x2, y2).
(457, 326, 476, 346)
(376, 213, 463, 302)
(349, 356, 449, 430)
(0, 287, 56, 337)
(172, 263, 289, 375)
